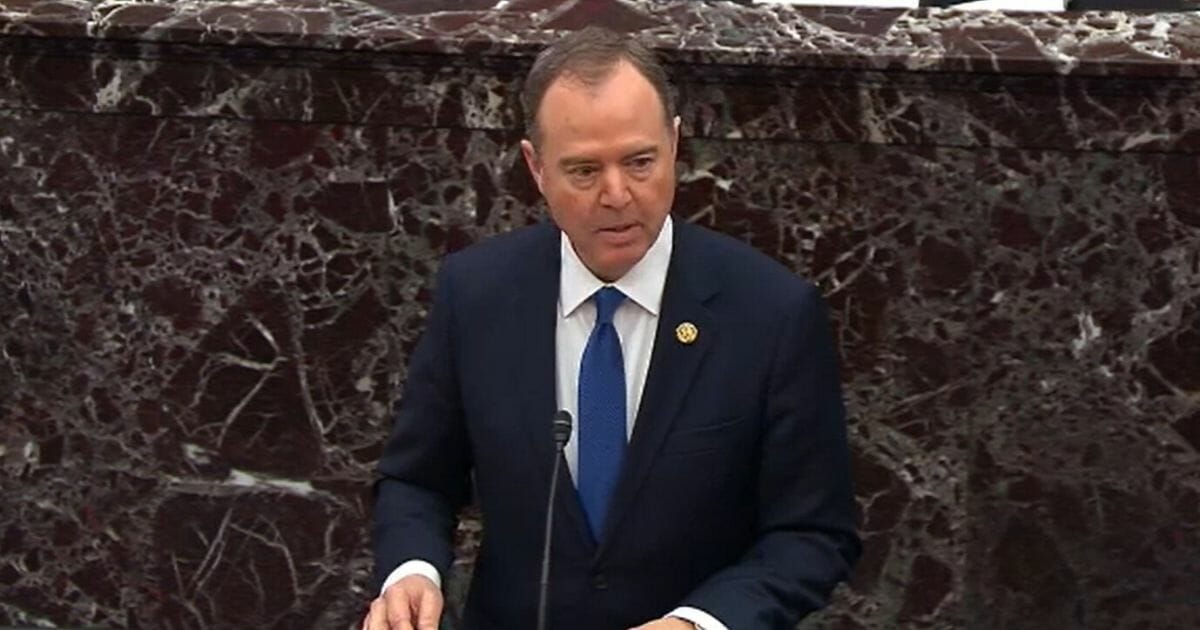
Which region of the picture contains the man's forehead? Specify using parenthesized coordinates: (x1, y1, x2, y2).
(541, 121, 669, 156)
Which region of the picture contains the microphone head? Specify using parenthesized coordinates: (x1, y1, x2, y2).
(552, 410, 573, 448)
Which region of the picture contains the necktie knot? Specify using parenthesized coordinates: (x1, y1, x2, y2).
(593, 286, 625, 325)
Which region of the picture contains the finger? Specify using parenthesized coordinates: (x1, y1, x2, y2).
(415, 585, 443, 630)
(364, 598, 386, 630)
(383, 585, 415, 630)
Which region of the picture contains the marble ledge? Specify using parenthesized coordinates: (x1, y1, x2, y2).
(2, 0, 1200, 78)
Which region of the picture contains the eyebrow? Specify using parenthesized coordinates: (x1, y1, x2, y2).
(623, 146, 659, 160)
(558, 156, 597, 169)
(558, 145, 660, 169)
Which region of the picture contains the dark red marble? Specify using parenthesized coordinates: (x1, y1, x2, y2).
(2, 1, 1199, 629)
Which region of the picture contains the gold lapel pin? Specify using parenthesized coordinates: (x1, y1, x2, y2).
(675, 322, 698, 345)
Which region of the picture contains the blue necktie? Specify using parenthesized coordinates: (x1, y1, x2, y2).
(578, 286, 627, 540)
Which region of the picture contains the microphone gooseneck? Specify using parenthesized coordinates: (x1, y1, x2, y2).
(538, 410, 574, 630)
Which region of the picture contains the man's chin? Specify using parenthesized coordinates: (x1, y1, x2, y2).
(592, 251, 646, 282)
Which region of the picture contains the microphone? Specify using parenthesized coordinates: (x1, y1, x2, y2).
(538, 410, 573, 630)
(552, 410, 573, 451)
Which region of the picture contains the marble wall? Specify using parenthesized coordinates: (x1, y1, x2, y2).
(2, 1, 1198, 628)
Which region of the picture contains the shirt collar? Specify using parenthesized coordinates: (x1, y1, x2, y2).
(560, 214, 673, 318)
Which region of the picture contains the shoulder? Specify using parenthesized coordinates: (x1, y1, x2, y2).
(439, 221, 557, 284)
(676, 221, 820, 309)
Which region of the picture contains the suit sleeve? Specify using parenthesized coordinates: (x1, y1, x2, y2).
(679, 285, 861, 628)
(372, 257, 472, 592)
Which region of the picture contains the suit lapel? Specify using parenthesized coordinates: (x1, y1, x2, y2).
(597, 222, 718, 556)
(511, 223, 594, 550)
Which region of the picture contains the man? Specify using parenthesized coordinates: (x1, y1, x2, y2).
(366, 27, 859, 630)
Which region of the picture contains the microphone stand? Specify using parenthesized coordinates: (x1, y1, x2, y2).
(538, 411, 573, 630)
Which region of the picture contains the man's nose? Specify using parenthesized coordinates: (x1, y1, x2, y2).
(598, 167, 632, 208)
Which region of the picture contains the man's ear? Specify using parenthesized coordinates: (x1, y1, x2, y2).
(520, 139, 545, 194)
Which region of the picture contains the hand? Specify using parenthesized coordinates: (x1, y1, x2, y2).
(363, 575, 443, 630)
(629, 619, 697, 630)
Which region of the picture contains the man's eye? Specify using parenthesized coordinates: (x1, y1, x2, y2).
(629, 157, 655, 170)
(570, 166, 598, 178)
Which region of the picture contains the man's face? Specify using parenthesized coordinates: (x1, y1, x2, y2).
(521, 61, 679, 282)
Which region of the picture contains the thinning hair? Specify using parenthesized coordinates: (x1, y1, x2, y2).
(521, 27, 676, 146)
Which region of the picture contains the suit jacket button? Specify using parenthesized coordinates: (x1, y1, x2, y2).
(590, 573, 608, 590)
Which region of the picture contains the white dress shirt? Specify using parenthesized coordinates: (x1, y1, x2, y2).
(555, 214, 670, 480)
(382, 216, 727, 630)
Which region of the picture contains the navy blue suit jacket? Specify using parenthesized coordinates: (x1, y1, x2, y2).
(374, 219, 860, 629)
